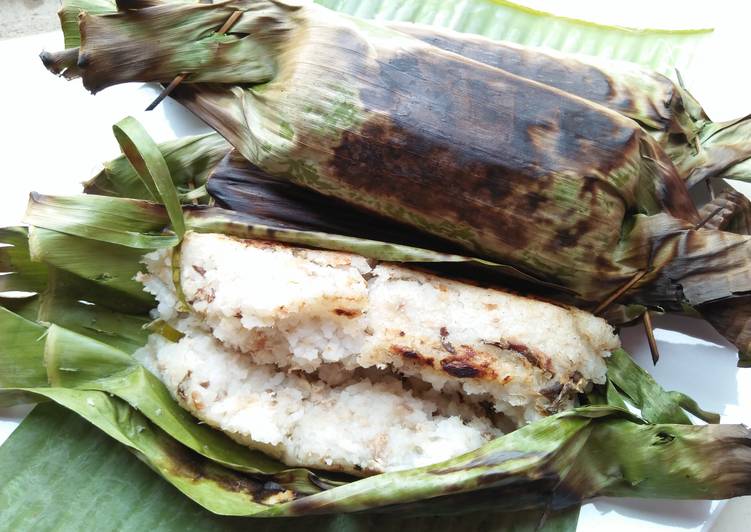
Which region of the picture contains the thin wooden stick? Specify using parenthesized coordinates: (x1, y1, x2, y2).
(594, 201, 726, 316)
(145, 73, 188, 111)
(592, 270, 648, 316)
(695, 204, 725, 230)
(216, 9, 244, 33)
(642, 311, 660, 365)
(594, 197, 728, 366)
(145, 10, 244, 111)
(706, 178, 716, 201)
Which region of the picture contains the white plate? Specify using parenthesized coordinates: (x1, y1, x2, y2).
(1, 23, 749, 531)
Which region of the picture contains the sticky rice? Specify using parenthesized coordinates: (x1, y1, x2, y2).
(135, 232, 619, 474)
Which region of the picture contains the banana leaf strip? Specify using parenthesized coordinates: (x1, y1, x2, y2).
(383, 23, 751, 186)
(697, 296, 751, 368)
(52, 1, 751, 189)
(86, 131, 229, 202)
(1, 402, 584, 532)
(0, 306, 47, 390)
(3, 379, 750, 516)
(698, 182, 751, 234)
(686, 117, 751, 187)
(27, 227, 155, 310)
(38, 277, 150, 352)
(0, 227, 47, 294)
(53, 1, 751, 190)
(112, 116, 186, 238)
(25, 192, 176, 249)
(604, 380, 629, 410)
(721, 157, 751, 185)
(604, 348, 719, 424)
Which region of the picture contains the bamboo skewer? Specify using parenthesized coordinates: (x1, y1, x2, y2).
(594, 200, 726, 364)
(145, 10, 244, 111)
(642, 310, 660, 365)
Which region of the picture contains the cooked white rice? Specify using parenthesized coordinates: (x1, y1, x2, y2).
(135, 232, 619, 474)
(136, 320, 501, 474)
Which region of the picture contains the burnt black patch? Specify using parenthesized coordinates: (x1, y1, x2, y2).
(328, 42, 642, 260)
(163, 434, 306, 504)
(176, 370, 192, 402)
(484, 340, 552, 372)
(397, 25, 683, 132)
(524, 191, 546, 211)
(333, 308, 360, 318)
(439, 346, 495, 379)
(390, 345, 435, 367)
(579, 175, 599, 200)
(654, 431, 676, 445)
(508, 342, 551, 372)
(440, 358, 482, 378)
(552, 220, 592, 249)
(540, 382, 564, 401)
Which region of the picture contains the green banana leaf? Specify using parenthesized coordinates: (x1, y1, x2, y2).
(2, 304, 748, 517)
(605, 348, 720, 424)
(2, 192, 732, 513)
(10, 1, 748, 526)
(0, 403, 582, 532)
(54, 0, 710, 76)
(0, 227, 47, 294)
(699, 182, 751, 235)
(317, 0, 711, 75)
(84, 132, 229, 201)
(2, 116, 739, 519)
(54, 0, 751, 190)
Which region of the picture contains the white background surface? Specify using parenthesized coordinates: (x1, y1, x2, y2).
(1, 2, 750, 529)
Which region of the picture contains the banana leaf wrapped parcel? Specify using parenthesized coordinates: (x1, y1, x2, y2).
(43, 0, 751, 356)
(8, 0, 751, 523)
(45, 0, 751, 189)
(2, 173, 751, 518)
(386, 22, 751, 188)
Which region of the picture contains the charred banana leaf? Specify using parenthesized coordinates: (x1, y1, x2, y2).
(2, 186, 749, 517)
(387, 22, 751, 187)
(43, 0, 751, 355)
(47, 0, 751, 187)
